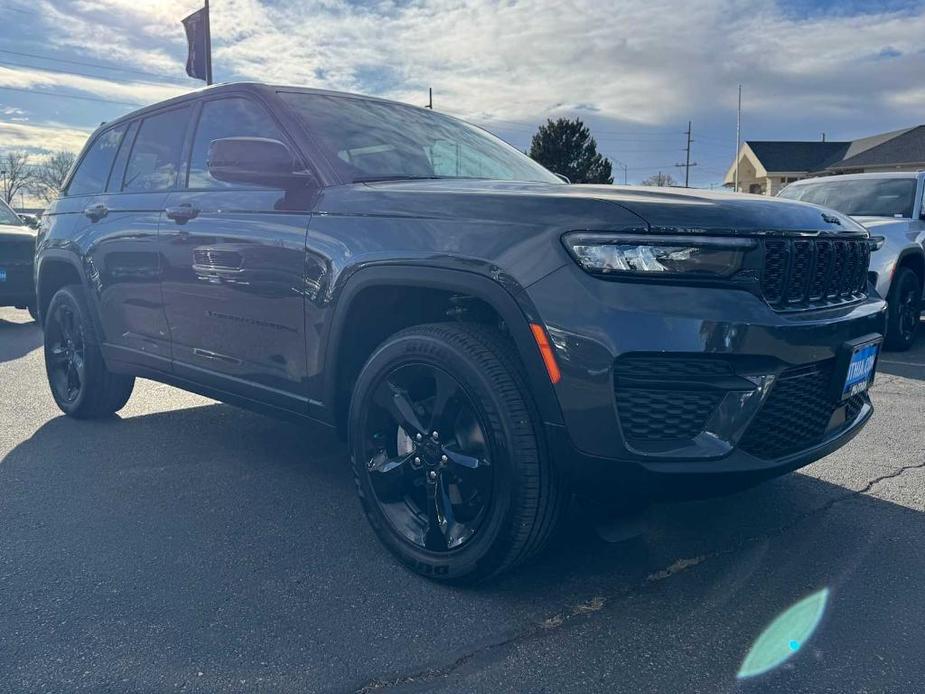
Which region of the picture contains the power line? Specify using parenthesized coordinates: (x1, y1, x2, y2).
(0, 58, 187, 89)
(0, 85, 140, 107)
(0, 47, 181, 81)
(0, 3, 38, 15)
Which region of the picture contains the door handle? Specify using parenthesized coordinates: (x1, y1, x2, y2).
(83, 203, 109, 222)
(165, 204, 199, 223)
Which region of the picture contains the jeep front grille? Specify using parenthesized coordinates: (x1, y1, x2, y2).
(760, 238, 869, 310)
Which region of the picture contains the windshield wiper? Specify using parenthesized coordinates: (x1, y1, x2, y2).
(353, 175, 449, 183)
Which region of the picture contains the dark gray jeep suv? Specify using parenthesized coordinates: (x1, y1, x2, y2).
(36, 83, 885, 581)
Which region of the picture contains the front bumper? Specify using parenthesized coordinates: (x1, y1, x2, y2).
(527, 265, 886, 487)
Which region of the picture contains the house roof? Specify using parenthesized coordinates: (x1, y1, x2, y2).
(827, 125, 925, 170)
(745, 141, 850, 173)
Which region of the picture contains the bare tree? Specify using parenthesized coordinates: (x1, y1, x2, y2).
(640, 172, 679, 187)
(31, 151, 77, 203)
(0, 151, 35, 205)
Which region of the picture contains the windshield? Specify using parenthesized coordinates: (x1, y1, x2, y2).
(280, 92, 562, 185)
(779, 178, 917, 218)
(0, 198, 22, 226)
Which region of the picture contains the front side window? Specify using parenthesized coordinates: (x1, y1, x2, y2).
(279, 92, 561, 185)
(779, 178, 917, 218)
(123, 107, 191, 193)
(188, 97, 287, 189)
(67, 124, 126, 196)
(0, 197, 22, 226)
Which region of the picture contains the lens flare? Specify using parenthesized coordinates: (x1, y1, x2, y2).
(737, 588, 829, 679)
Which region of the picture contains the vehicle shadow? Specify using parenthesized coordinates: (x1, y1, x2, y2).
(0, 403, 922, 692)
(0, 313, 41, 364)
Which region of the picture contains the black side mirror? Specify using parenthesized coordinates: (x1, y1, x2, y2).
(207, 137, 314, 188)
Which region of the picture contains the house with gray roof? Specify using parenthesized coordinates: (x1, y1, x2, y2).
(724, 126, 925, 195)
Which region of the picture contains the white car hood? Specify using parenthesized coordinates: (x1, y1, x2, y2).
(850, 216, 913, 232)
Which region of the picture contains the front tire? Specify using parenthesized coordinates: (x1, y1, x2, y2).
(43, 285, 135, 418)
(885, 266, 922, 351)
(349, 323, 565, 583)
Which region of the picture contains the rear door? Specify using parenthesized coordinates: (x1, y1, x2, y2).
(82, 106, 192, 370)
(159, 95, 311, 410)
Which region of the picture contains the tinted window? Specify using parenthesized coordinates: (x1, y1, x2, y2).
(106, 120, 139, 193)
(280, 92, 561, 184)
(67, 125, 126, 196)
(123, 107, 191, 193)
(188, 97, 286, 189)
(779, 178, 917, 218)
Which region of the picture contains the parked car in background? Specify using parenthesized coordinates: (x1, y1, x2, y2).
(36, 83, 885, 581)
(779, 173, 925, 350)
(0, 197, 37, 320)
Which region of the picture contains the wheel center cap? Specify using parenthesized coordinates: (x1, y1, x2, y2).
(417, 439, 441, 464)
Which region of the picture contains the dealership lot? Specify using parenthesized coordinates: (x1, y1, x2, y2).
(0, 306, 923, 693)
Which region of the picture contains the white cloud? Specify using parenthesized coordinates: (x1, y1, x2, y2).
(3, 0, 925, 179)
(0, 121, 92, 154)
(0, 66, 187, 106)
(20, 0, 925, 124)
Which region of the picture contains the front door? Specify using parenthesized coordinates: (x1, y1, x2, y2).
(159, 95, 310, 410)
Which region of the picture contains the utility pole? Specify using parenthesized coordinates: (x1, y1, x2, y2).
(204, 0, 213, 85)
(675, 120, 697, 188)
(821, 132, 826, 142)
(0, 170, 7, 203)
(734, 84, 741, 192)
(613, 160, 628, 185)
(426, 87, 433, 109)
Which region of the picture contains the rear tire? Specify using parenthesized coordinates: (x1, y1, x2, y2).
(43, 285, 135, 418)
(348, 323, 566, 583)
(884, 266, 922, 351)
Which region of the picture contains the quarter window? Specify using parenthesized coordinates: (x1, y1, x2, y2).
(187, 97, 286, 189)
(123, 107, 191, 193)
(67, 125, 126, 196)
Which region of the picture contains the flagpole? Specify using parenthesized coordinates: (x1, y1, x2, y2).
(204, 0, 213, 85)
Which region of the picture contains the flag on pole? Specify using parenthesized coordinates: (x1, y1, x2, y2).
(182, 5, 211, 83)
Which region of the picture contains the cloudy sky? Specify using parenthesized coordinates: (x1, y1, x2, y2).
(1, 0, 924, 197)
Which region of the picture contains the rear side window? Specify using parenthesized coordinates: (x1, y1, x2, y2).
(67, 125, 126, 196)
(187, 97, 287, 189)
(123, 107, 191, 193)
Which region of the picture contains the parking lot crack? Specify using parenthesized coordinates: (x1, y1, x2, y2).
(354, 459, 925, 693)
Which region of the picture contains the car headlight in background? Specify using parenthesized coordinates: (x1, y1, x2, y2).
(562, 232, 756, 279)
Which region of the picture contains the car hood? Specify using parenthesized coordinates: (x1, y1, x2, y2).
(330, 180, 864, 235)
(850, 216, 913, 231)
(0, 224, 36, 240)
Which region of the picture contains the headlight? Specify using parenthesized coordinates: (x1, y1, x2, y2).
(562, 232, 755, 278)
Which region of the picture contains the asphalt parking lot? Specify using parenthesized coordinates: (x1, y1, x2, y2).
(1, 306, 923, 693)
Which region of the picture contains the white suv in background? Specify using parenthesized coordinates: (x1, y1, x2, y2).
(780, 172, 925, 350)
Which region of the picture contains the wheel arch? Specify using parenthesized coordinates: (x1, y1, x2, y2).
(321, 265, 564, 434)
(896, 247, 925, 295)
(35, 251, 86, 325)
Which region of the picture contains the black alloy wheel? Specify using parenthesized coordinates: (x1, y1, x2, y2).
(362, 363, 493, 552)
(46, 300, 86, 405)
(43, 285, 135, 418)
(885, 267, 922, 351)
(349, 323, 566, 583)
